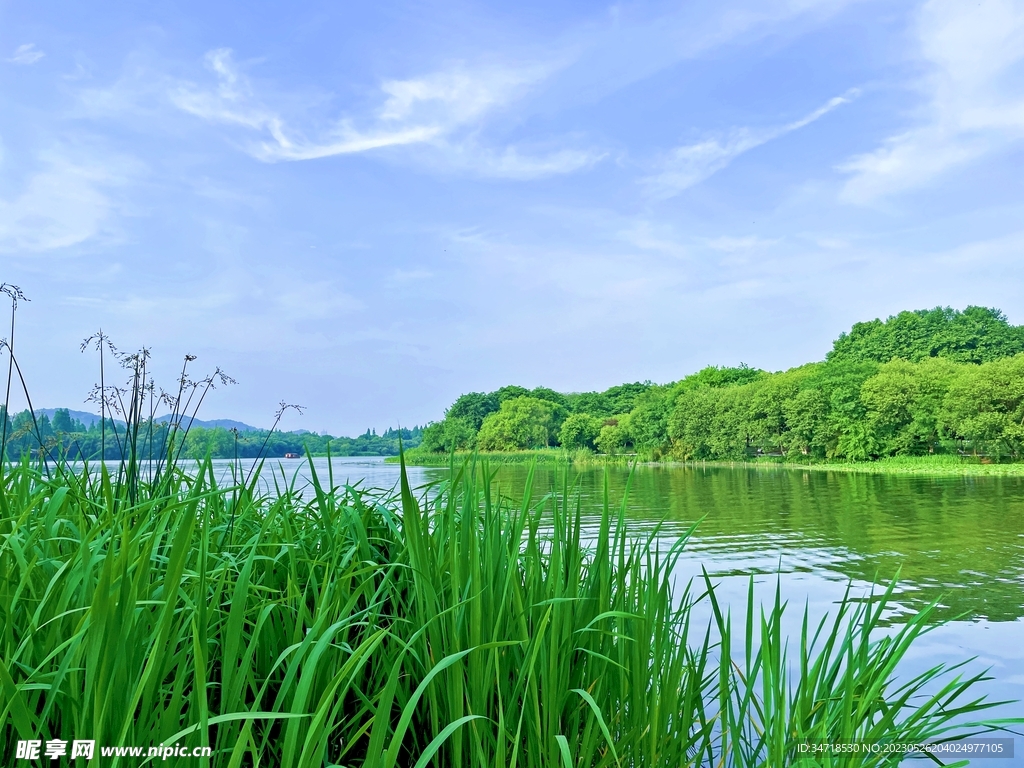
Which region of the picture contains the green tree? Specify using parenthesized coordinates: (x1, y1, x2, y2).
(415, 306, 1024, 465)
(668, 388, 722, 459)
(495, 385, 531, 404)
(746, 370, 810, 455)
(627, 387, 671, 455)
(668, 384, 755, 460)
(529, 386, 568, 408)
(12, 409, 34, 438)
(559, 413, 602, 451)
(595, 414, 632, 455)
(834, 422, 880, 461)
(477, 397, 559, 450)
(815, 361, 879, 459)
(446, 392, 499, 430)
(421, 417, 477, 453)
(0, 406, 12, 458)
(672, 365, 764, 395)
(860, 358, 957, 456)
(707, 385, 754, 459)
(941, 354, 1024, 459)
(783, 386, 830, 458)
(51, 408, 73, 434)
(38, 415, 55, 445)
(565, 391, 613, 417)
(828, 306, 1024, 365)
(602, 382, 652, 414)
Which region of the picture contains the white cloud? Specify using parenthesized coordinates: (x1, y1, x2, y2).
(616, 220, 689, 257)
(840, 0, 1024, 202)
(536, 0, 862, 117)
(102, 1, 867, 180)
(419, 141, 604, 179)
(643, 90, 858, 198)
(0, 154, 132, 253)
(170, 50, 443, 160)
(378, 67, 542, 125)
(704, 235, 780, 252)
(170, 49, 594, 177)
(7, 44, 44, 65)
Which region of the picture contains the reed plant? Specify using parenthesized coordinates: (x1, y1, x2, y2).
(0, 293, 1018, 766)
(1, 447, 1017, 767)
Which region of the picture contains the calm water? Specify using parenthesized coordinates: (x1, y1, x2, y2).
(199, 457, 1024, 758)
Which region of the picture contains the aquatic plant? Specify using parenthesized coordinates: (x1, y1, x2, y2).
(0, 299, 1017, 765)
(1, 447, 1017, 766)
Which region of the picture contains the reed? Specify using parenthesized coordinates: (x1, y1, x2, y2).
(0, 297, 1017, 766)
(1, 447, 1017, 766)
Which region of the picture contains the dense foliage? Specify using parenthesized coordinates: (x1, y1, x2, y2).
(828, 306, 1024, 365)
(0, 407, 421, 461)
(1, 455, 1011, 766)
(419, 306, 1024, 461)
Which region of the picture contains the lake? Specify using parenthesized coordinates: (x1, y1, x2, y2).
(201, 456, 1024, 759)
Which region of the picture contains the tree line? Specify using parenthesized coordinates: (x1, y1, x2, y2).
(0, 408, 422, 461)
(419, 306, 1024, 461)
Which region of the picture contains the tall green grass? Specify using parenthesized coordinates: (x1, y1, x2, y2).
(1, 450, 1018, 766)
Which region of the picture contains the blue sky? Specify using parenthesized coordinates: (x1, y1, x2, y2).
(2, 0, 1023, 434)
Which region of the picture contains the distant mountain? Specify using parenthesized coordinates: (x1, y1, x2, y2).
(34, 409, 264, 433)
(36, 408, 114, 428)
(154, 415, 264, 432)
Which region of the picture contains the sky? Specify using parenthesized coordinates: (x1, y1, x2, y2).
(2, 0, 1024, 434)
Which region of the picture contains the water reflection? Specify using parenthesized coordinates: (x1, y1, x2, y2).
(487, 464, 1024, 624)
(79, 457, 1024, 754)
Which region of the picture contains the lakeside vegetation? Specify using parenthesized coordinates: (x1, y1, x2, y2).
(1, 289, 1020, 764)
(3, 450, 1018, 766)
(412, 307, 1024, 467)
(728, 454, 1024, 476)
(0, 407, 422, 461)
(395, 451, 1024, 476)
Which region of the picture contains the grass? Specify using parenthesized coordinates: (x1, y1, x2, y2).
(1, 451, 1019, 766)
(693, 454, 1024, 477)
(0, 296, 1018, 765)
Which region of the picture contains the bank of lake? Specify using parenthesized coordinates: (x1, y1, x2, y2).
(392, 450, 1024, 476)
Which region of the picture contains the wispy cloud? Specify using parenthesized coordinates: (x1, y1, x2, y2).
(840, 0, 1024, 203)
(170, 49, 598, 177)
(416, 140, 604, 179)
(643, 89, 858, 198)
(172, 54, 441, 159)
(7, 43, 45, 65)
(536, 0, 862, 116)
(0, 153, 135, 253)
(704, 235, 780, 252)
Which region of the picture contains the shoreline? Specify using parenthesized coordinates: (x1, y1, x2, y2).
(391, 451, 1024, 476)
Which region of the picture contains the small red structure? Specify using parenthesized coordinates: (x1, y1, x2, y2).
(284, 452, 300, 459)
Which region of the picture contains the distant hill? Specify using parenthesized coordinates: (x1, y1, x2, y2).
(9, 409, 423, 460)
(36, 408, 117, 428)
(35, 409, 264, 432)
(154, 415, 264, 432)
